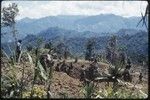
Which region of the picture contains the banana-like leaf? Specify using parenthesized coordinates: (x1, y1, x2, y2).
(37, 61, 48, 80)
(84, 83, 94, 98)
(27, 52, 33, 64)
(9, 91, 14, 97)
(1, 49, 10, 60)
(139, 90, 148, 98)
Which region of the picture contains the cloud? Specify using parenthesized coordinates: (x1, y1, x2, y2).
(1, 1, 148, 20)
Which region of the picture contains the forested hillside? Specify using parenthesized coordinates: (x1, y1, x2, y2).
(1, 14, 147, 43)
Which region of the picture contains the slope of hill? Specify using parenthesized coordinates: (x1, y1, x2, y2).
(1, 56, 148, 98)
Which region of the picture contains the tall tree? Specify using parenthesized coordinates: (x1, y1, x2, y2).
(85, 38, 95, 61)
(1, 3, 19, 61)
(1, 3, 19, 42)
(136, 1, 149, 30)
(55, 42, 67, 59)
(45, 41, 53, 50)
(64, 47, 69, 59)
(106, 35, 118, 65)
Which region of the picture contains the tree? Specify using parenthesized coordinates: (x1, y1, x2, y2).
(56, 42, 65, 58)
(26, 44, 33, 52)
(1, 3, 19, 62)
(1, 3, 19, 42)
(85, 38, 95, 61)
(45, 41, 53, 50)
(106, 35, 118, 65)
(64, 47, 69, 59)
(136, 1, 149, 30)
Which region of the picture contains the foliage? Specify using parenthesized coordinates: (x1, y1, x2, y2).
(1, 34, 148, 99)
(26, 45, 33, 52)
(1, 3, 19, 40)
(1, 3, 19, 63)
(1, 2, 148, 99)
(1, 3, 19, 28)
(117, 45, 127, 52)
(44, 41, 53, 50)
(137, 2, 148, 30)
(30, 38, 44, 98)
(106, 35, 118, 64)
(37, 61, 48, 81)
(58, 92, 68, 98)
(23, 85, 46, 98)
(1, 58, 23, 98)
(55, 42, 70, 59)
(82, 82, 95, 98)
(95, 86, 148, 99)
(1, 49, 10, 60)
(85, 38, 96, 60)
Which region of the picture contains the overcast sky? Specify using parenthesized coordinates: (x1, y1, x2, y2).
(2, 1, 148, 20)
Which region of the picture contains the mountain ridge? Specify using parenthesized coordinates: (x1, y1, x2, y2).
(2, 27, 148, 64)
(1, 14, 147, 43)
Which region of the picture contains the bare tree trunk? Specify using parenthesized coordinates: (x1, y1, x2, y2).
(12, 23, 18, 62)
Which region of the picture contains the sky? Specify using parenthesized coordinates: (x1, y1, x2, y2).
(2, 1, 148, 20)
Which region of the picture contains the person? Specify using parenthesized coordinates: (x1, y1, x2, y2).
(55, 63, 60, 71)
(127, 58, 131, 65)
(74, 57, 78, 63)
(16, 40, 22, 62)
(90, 57, 94, 62)
(80, 65, 86, 82)
(67, 62, 73, 75)
(126, 58, 132, 70)
(139, 72, 143, 83)
(46, 54, 54, 68)
(125, 63, 131, 70)
(60, 60, 67, 72)
(40, 54, 54, 72)
(120, 52, 126, 65)
(123, 67, 132, 82)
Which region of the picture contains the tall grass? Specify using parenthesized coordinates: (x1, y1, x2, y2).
(80, 81, 95, 98)
(30, 48, 39, 98)
(19, 60, 25, 98)
(29, 37, 52, 98)
(46, 61, 54, 98)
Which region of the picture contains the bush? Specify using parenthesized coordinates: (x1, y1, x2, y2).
(26, 45, 33, 52)
(95, 86, 148, 99)
(44, 42, 53, 50)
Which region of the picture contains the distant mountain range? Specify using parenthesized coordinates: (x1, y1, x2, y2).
(1, 14, 147, 43)
(1, 14, 148, 63)
(2, 26, 148, 63)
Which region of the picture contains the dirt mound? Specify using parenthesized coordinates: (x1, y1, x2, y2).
(54, 60, 109, 80)
(51, 71, 84, 98)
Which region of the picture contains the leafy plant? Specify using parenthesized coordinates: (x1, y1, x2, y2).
(46, 64, 54, 98)
(1, 3, 19, 63)
(26, 45, 33, 52)
(59, 92, 68, 98)
(37, 61, 48, 81)
(23, 85, 46, 98)
(85, 38, 96, 61)
(82, 82, 95, 98)
(95, 85, 148, 99)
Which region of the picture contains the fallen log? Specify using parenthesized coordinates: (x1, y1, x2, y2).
(94, 76, 117, 83)
(94, 75, 142, 89)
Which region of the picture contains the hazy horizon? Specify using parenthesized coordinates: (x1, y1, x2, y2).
(17, 13, 144, 21)
(2, 1, 148, 20)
